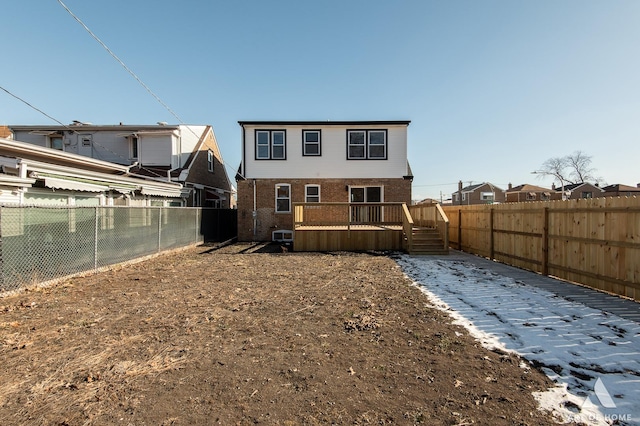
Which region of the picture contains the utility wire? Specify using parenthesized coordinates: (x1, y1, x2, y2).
(57, 0, 184, 124)
(0, 85, 74, 131)
(57, 0, 242, 183)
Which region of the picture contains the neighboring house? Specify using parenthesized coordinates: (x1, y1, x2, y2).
(505, 183, 559, 202)
(600, 183, 640, 197)
(236, 120, 413, 242)
(0, 125, 11, 139)
(0, 137, 184, 206)
(554, 182, 604, 200)
(452, 181, 505, 205)
(9, 123, 234, 208)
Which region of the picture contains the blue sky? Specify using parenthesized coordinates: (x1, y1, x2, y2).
(2, 1, 639, 201)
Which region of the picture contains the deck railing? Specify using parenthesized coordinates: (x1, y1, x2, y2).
(293, 202, 406, 229)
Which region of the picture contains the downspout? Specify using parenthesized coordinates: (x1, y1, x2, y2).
(253, 179, 257, 240)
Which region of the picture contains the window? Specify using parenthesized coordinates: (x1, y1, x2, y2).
(305, 185, 320, 202)
(526, 192, 537, 201)
(347, 131, 365, 159)
(303, 130, 321, 156)
(581, 191, 593, 199)
(130, 136, 138, 159)
(48, 135, 64, 150)
(272, 230, 293, 242)
(368, 131, 386, 158)
(207, 149, 214, 172)
(347, 130, 387, 159)
(256, 130, 286, 160)
(275, 183, 291, 213)
(480, 192, 494, 202)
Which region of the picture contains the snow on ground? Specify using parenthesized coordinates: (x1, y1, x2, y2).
(395, 255, 640, 426)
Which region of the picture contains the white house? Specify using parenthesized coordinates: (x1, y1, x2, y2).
(9, 123, 234, 208)
(0, 137, 185, 206)
(236, 120, 413, 242)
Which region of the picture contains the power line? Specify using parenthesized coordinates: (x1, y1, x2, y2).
(0, 85, 74, 131)
(56, 0, 241, 183)
(57, 0, 184, 124)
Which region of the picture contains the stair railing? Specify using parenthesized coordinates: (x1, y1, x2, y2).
(402, 203, 414, 252)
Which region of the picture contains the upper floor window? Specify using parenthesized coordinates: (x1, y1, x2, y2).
(130, 136, 138, 159)
(275, 184, 291, 213)
(256, 130, 286, 160)
(347, 130, 387, 160)
(48, 135, 64, 150)
(207, 149, 214, 172)
(581, 191, 593, 199)
(303, 130, 321, 156)
(305, 185, 320, 202)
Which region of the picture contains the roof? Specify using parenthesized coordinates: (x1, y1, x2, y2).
(0, 137, 130, 174)
(238, 120, 411, 126)
(9, 123, 181, 132)
(601, 183, 640, 192)
(558, 182, 604, 192)
(507, 183, 552, 193)
(458, 182, 504, 193)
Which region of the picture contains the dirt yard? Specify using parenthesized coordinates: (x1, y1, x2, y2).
(0, 243, 567, 425)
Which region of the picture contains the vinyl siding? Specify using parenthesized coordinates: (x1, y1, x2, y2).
(242, 124, 409, 179)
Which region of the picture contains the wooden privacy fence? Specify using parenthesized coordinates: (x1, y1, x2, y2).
(442, 197, 640, 301)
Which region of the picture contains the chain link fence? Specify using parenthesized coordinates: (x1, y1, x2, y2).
(0, 206, 208, 292)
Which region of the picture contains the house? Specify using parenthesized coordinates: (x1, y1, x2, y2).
(0, 137, 185, 206)
(554, 182, 604, 200)
(505, 183, 559, 202)
(452, 181, 505, 205)
(600, 183, 640, 197)
(8, 123, 234, 208)
(236, 120, 413, 242)
(0, 126, 11, 139)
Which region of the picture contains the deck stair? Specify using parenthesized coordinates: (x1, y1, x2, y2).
(409, 227, 448, 255)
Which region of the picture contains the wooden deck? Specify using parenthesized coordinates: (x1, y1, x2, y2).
(292, 203, 449, 254)
(294, 224, 404, 252)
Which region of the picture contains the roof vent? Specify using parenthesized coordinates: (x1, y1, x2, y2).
(157, 121, 168, 126)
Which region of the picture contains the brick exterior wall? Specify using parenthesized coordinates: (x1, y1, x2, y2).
(237, 178, 412, 241)
(184, 129, 233, 208)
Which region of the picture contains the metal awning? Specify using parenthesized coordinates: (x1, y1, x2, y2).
(43, 176, 108, 192)
(140, 187, 182, 197)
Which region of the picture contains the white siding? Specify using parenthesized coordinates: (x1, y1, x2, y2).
(0, 188, 21, 204)
(242, 124, 409, 179)
(139, 134, 173, 166)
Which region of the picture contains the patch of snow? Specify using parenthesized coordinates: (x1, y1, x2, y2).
(396, 255, 640, 426)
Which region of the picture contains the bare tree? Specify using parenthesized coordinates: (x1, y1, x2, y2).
(534, 151, 598, 186)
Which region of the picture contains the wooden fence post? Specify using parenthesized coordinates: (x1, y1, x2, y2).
(457, 208, 462, 251)
(489, 207, 494, 259)
(542, 206, 549, 276)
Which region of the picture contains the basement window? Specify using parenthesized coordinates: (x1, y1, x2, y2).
(272, 230, 293, 242)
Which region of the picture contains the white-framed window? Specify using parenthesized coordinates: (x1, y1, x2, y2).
(275, 183, 291, 213)
(581, 191, 592, 199)
(256, 130, 286, 160)
(48, 135, 64, 150)
(480, 192, 494, 202)
(368, 130, 386, 159)
(272, 229, 294, 242)
(207, 149, 214, 172)
(130, 136, 138, 159)
(303, 130, 321, 156)
(305, 185, 320, 202)
(347, 130, 365, 159)
(347, 129, 387, 160)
